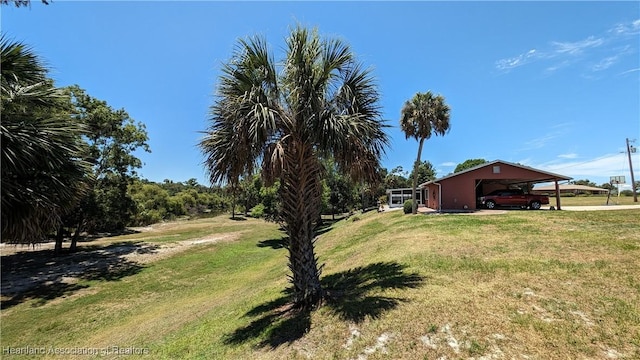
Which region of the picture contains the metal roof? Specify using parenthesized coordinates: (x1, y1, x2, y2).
(419, 159, 572, 187)
(533, 184, 609, 192)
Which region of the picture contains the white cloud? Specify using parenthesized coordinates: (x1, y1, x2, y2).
(618, 68, 640, 76)
(528, 152, 639, 185)
(440, 162, 457, 167)
(495, 18, 639, 75)
(591, 55, 619, 71)
(545, 60, 572, 74)
(609, 19, 640, 36)
(495, 49, 538, 70)
(550, 36, 604, 55)
(519, 124, 573, 152)
(521, 133, 560, 151)
(558, 153, 578, 159)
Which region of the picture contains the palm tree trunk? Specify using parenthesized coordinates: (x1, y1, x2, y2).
(231, 187, 237, 219)
(411, 138, 425, 214)
(281, 142, 324, 309)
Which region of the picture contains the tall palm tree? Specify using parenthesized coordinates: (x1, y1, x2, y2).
(1, 36, 90, 244)
(400, 91, 451, 214)
(200, 26, 388, 309)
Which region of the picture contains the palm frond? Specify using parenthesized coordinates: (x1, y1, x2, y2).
(200, 35, 281, 186)
(400, 91, 451, 141)
(0, 35, 48, 88)
(1, 37, 92, 243)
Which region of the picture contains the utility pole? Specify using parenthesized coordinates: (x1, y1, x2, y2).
(627, 138, 638, 202)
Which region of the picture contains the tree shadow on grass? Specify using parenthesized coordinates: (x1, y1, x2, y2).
(315, 217, 345, 237)
(223, 261, 424, 348)
(322, 261, 424, 322)
(1, 241, 158, 309)
(78, 228, 142, 243)
(315, 224, 334, 237)
(256, 237, 288, 249)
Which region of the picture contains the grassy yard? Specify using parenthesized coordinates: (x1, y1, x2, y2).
(554, 194, 638, 206)
(1, 209, 639, 359)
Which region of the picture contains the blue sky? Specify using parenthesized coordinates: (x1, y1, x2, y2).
(3, 1, 639, 188)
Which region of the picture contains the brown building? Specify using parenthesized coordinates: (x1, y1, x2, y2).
(421, 160, 572, 211)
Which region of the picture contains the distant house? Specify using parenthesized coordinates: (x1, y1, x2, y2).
(533, 184, 609, 195)
(386, 188, 424, 208)
(420, 160, 572, 211)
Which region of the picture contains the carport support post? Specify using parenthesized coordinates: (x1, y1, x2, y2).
(554, 180, 562, 210)
(436, 182, 442, 213)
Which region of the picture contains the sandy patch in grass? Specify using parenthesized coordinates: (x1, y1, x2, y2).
(355, 332, 393, 360)
(344, 324, 361, 349)
(1, 232, 242, 304)
(123, 232, 241, 264)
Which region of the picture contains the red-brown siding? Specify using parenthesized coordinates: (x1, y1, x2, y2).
(423, 161, 570, 211)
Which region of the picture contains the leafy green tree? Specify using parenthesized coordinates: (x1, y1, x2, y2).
(383, 166, 410, 189)
(400, 91, 451, 214)
(200, 26, 388, 308)
(409, 160, 436, 185)
(1, 36, 91, 245)
(390, 166, 409, 178)
(321, 157, 358, 219)
(129, 181, 170, 225)
(356, 182, 378, 212)
(454, 158, 487, 173)
(257, 180, 280, 221)
(64, 85, 150, 236)
(195, 186, 230, 215)
(572, 179, 597, 187)
(600, 182, 615, 192)
(185, 178, 199, 188)
(161, 179, 184, 196)
(238, 174, 262, 216)
(129, 179, 231, 225)
(371, 166, 388, 200)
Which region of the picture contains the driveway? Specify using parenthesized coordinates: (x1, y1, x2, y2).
(415, 205, 640, 214)
(386, 204, 640, 214)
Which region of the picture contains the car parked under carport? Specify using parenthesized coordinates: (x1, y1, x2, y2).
(478, 189, 549, 210)
(421, 160, 571, 212)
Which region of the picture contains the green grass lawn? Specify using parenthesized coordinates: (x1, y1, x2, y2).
(554, 194, 638, 206)
(1, 210, 639, 359)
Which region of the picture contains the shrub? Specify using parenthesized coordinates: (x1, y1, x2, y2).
(403, 200, 413, 214)
(134, 209, 163, 226)
(250, 203, 265, 218)
(620, 190, 634, 197)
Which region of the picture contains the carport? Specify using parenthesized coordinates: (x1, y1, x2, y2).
(421, 160, 572, 211)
